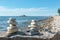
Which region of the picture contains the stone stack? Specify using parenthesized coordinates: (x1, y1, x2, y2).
(7, 18, 18, 34)
(28, 20, 39, 31)
(27, 20, 40, 35)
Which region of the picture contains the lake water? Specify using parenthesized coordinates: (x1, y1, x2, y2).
(0, 16, 49, 31)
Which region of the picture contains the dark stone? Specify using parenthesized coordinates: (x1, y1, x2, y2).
(31, 32, 42, 36)
(26, 30, 42, 36)
(17, 31, 26, 35)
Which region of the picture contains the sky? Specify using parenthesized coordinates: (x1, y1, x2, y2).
(0, 0, 60, 16)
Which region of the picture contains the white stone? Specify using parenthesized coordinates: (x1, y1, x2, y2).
(31, 20, 36, 25)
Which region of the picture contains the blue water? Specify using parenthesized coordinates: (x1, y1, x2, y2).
(0, 16, 49, 31)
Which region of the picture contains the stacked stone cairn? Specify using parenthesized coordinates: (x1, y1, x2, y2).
(26, 20, 41, 35)
(6, 18, 19, 37)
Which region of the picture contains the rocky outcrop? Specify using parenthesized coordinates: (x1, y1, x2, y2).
(38, 16, 60, 33)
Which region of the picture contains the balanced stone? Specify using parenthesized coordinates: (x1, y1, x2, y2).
(28, 20, 39, 31)
(7, 18, 18, 34)
(26, 20, 40, 35)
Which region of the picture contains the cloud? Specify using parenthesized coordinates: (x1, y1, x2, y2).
(0, 6, 58, 16)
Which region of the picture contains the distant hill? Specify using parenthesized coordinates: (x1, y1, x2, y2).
(19, 15, 26, 17)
